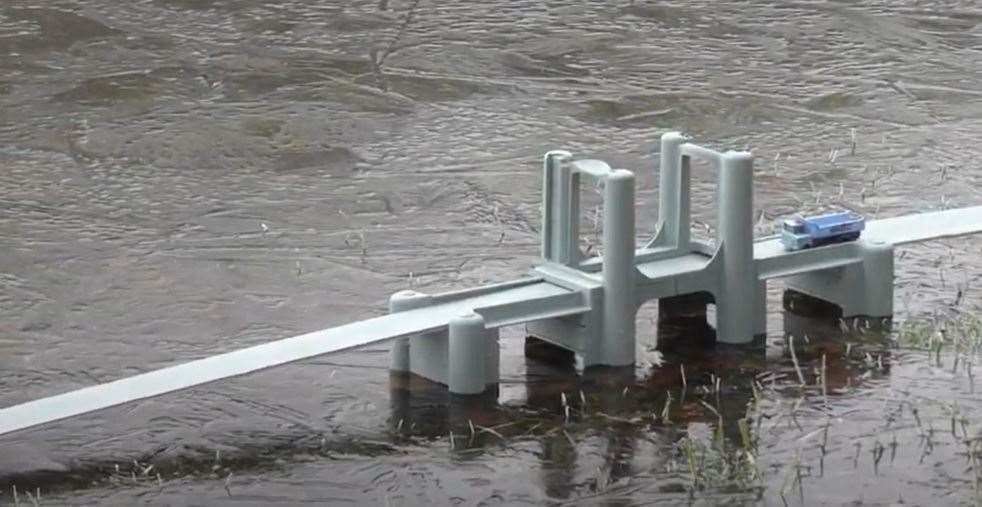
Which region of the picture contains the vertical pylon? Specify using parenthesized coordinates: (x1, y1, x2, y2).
(715, 151, 757, 344)
(541, 150, 579, 266)
(652, 131, 690, 251)
(448, 313, 490, 395)
(601, 169, 638, 365)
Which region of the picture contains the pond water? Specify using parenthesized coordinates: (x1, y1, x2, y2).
(2, 0, 982, 504)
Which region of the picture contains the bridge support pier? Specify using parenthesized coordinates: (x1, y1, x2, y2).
(389, 291, 499, 395)
(715, 151, 758, 345)
(526, 157, 640, 369)
(601, 169, 638, 365)
(449, 313, 495, 395)
(783, 240, 895, 319)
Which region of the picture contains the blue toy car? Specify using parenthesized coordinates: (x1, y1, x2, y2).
(781, 211, 865, 251)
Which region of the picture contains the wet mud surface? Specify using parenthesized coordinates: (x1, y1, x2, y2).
(3, 0, 982, 504)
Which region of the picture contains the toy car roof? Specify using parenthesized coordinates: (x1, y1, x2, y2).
(800, 210, 864, 227)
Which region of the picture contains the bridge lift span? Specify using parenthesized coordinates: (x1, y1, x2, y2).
(3, 132, 982, 438)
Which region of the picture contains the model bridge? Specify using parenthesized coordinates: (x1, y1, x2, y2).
(4, 132, 982, 437)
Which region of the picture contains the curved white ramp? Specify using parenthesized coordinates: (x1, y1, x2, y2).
(0, 281, 579, 437)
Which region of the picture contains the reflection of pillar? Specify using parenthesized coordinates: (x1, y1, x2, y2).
(602, 170, 638, 365)
(540, 432, 577, 500)
(754, 279, 768, 337)
(716, 151, 756, 344)
(447, 389, 502, 442)
(388, 372, 410, 435)
(782, 306, 892, 391)
(583, 366, 639, 487)
(524, 349, 580, 500)
(388, 377, 449, 439)
(604, 430, 636, 486)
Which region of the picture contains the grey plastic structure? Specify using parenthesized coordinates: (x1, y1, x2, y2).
(386, 135, 886, 390)
(4, 132, 982, 437)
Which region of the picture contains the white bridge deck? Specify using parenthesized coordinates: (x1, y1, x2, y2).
(0, 280, 579, 436)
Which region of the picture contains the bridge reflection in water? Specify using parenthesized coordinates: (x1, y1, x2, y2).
(386, 290, 892, 500)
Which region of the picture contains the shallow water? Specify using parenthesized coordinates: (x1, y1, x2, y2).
(2, 0, 982, 504)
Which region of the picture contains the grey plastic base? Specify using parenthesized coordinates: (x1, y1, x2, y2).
(388, 134, 900, 394)
(782, 240, 894, 319)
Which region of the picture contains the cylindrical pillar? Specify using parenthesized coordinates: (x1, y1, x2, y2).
(388, 290, 431, 372)
(861, 240, 894, 317)
(716, 151, 756, 344)
(448, 313, 488, 395)
(656, 132, 686, 248)
(390, 290, 449, 385)
(601, 169, 637, 365)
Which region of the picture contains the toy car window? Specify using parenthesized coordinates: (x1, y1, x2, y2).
(783, 221, 805, 233)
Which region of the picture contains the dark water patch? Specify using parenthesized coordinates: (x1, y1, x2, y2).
(356, 73, 514, 104)
(619, 3, 692, 28)
(581, 97, 685, 127)
(219, 60, 370, 101)
(804, 91, 866, 111)
(0, 54, 59, 74)
(52, 72, 161, 106)
(822, 4, 942, 51)
(153, 0, 220, 10)
(151, 0, 267, 12)
(908, 12, 981, 34)
(497, 51, 590, 78)
(247, 17, 297, 35)
(220, 72, 296, 100)
(619, 2, 753, 38)
(328, 11, 397, 33)
(579, 94, 721, 128)
(114, 33, 178, 52)
(239, 117, 284, 139)
(272, 147, 361, 175)
(0, 443, 70, 481)
(1, 8, 121, 52)
(264, 75, 414, 113)
(47, 66, 199, 109)
(0, 432, 401, 496)
(497, 36, 618, 79)
(458, 180, 538, 234)
(321, 55, 374, 77)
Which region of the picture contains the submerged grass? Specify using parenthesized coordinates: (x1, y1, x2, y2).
(12, 307, 982, 505)
(895, 312, 982, 354)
